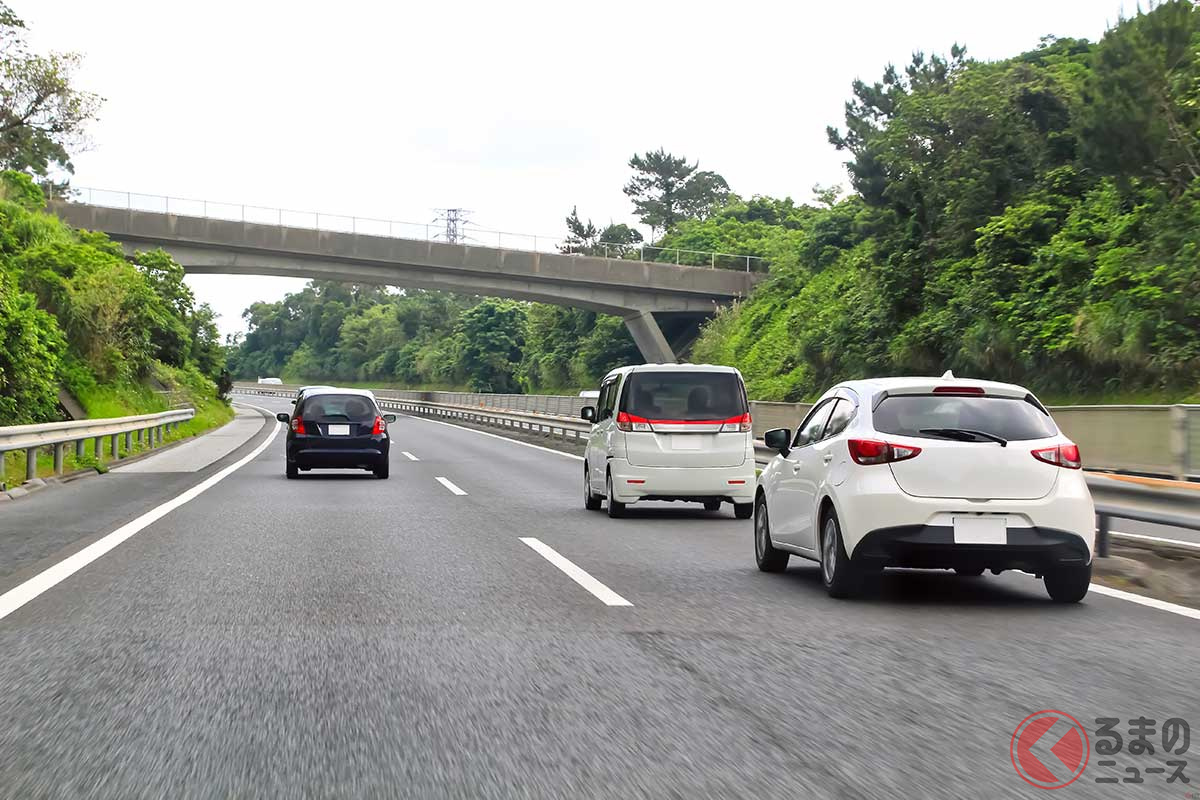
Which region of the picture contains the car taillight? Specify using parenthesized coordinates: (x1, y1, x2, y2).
(372, 416, 386, 435)
(290, 417, 305, 434)
(933, 386, 986, 394)
(719, 413, 753, 433)
(847, 438, 922, 465)
(616, 411, 653, 432)
(1032, 443, 1081, 469)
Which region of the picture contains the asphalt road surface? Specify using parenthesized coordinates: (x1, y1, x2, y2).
(0, 398, 1196, 799)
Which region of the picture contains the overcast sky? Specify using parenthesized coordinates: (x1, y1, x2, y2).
(23, 0, 1124, 339)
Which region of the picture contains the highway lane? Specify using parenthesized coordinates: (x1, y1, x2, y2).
(0, 396, 1196, 798)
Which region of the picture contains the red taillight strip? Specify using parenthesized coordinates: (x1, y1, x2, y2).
(640, 414, 749, 425)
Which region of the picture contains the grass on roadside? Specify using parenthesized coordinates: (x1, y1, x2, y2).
(2, 364, 234, 486)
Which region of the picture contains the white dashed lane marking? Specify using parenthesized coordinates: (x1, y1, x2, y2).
(435, 477, 467, 496)
(519, 537, 632, 607)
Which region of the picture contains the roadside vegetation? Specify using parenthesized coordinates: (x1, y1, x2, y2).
(689, 2, 1200, 401)
(0, 4, 231, 480)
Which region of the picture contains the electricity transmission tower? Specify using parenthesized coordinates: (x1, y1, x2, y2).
(432, 208, 474, 244)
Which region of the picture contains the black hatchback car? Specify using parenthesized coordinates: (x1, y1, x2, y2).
(277, 389, 396, 479)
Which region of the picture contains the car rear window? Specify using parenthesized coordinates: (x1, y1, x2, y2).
(873, 395, 1056, 441)
(301, 394, 376, 422)
(621, 371, 746, 421)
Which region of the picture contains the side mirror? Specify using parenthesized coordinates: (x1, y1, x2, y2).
(276, 412, 290, 423)
(580, 406, 596, 423)
(383, 414, 397, 423)
(764, 428, 791, 455)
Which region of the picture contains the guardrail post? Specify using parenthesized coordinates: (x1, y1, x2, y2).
(1170, 405, 1188, 481)
(124, 431, 132, 452)
(25, 447, 37, 481)
(76, 439, 85, 459)
(93, 436, 103, 461)
(110, 434, 119, 459)
(53, 443, 65, 475)
(1096, 513, 1110, 558)
(0, 451, 6, 484)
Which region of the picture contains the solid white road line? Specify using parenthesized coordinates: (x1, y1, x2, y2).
(1088, 584, 1200, 621)
(1111, 530, 1200, 550)
(0, 411, 283, 623)
(519, 537, 632, 607)
(403, 414, 583, 460)
(435, 476, 468, 496)
(401, 451, 420, 461)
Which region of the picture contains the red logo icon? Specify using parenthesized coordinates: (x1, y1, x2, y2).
(1010, 710, 1090, 789)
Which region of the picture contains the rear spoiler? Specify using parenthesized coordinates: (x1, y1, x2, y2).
(871, 389, 1051, 416)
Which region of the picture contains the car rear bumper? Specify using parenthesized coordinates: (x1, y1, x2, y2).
(607, 458, 756, 503)
(834, 467, 1096, 561)
(289, 445, 388, 469)
(852, 524, 1092, 571)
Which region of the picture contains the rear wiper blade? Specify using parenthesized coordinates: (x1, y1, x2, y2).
(919, 428, 1008, 447)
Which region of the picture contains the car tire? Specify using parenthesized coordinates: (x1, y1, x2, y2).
(754, 496, 789, 573)
(955, 567, 985, 577)
(820, 510, 862, 598)
(703, 499, 722, 512)
(1044, 563, 1091, 603)
(734, 502, 754, 520)
(583, 464, 602, 510)
(374, 460, 389, 479)
(606, 472, 626, 519)
(286, 461, 298, 480)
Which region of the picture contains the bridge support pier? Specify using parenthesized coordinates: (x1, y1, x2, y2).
(623, 311, 678, 364)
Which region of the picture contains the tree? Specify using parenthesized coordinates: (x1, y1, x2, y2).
(560, 206, 643, 258)
(457, 299, 526, 392)
(1081, 0, 1200, 195)
(622, 149, 730, 234)
(0, 3, 101, 179)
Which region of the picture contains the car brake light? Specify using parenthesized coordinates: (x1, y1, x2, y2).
(291, 416, 305, 434)
(719, 413, 753, 433)
(372, 415, 386, 435)
(847, 438, 922, 465)
(933, 386, 985, 395)
(1031, 443, 1081, 469)
(616, 411, 653, 432)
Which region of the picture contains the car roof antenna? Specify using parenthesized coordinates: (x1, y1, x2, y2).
(941, 369, 955, 379)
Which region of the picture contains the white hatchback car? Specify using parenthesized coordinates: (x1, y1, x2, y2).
(755, 375, 1095, 601)
(581, 364, 756, 518)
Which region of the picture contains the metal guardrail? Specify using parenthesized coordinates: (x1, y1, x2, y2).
(70, 188, 768, 272)
(1094, 504, 1200, 558)
(0, 408, 195, 486)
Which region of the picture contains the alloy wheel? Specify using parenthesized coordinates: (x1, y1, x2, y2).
(822, 518, 837, 583)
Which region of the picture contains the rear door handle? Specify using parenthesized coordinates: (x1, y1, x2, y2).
(822, 454, 834, 464)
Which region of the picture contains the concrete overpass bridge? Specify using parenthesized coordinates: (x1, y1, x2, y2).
(52, 198, 763, 363)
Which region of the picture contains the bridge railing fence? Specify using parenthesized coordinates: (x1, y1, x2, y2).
(68, 188, 768, 272)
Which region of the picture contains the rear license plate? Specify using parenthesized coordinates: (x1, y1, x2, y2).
(327, 424, 351, 436)
(953, 516, 1007, 545)
(671, 435, 702, 450)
